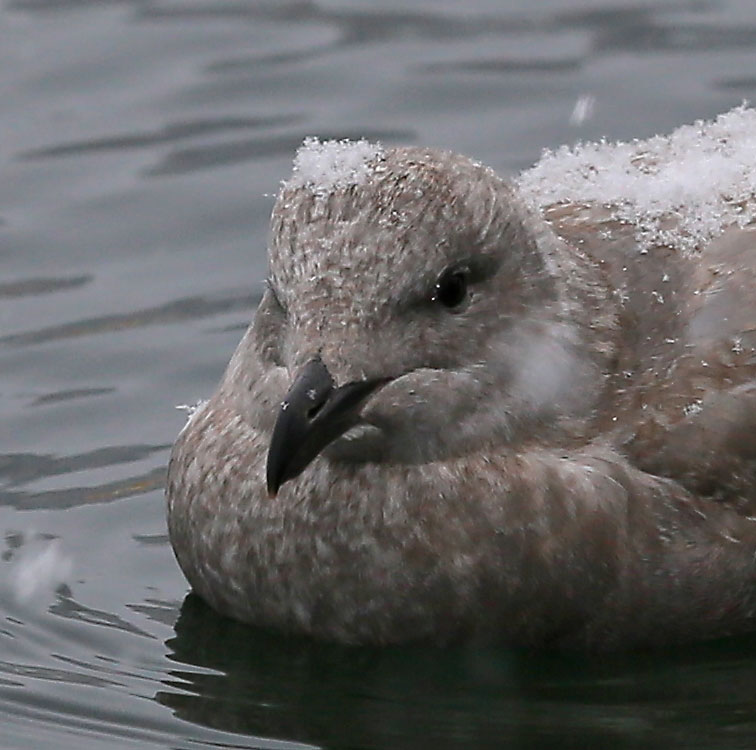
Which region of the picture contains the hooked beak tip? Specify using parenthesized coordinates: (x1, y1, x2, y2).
(266, 475, 280, 498)
(265, 358, 389, 495)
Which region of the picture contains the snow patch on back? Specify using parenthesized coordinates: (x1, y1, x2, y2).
(517, 106, 756, 253)
(287, 137, 383, 196)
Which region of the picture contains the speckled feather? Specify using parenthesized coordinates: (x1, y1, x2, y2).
(167, 136, 756, 650)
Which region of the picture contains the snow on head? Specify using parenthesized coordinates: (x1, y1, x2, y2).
(286, 137, 384, 197)
(517, 106, 756, 253)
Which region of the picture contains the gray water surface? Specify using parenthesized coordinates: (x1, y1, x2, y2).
(3, 1, 756, 748)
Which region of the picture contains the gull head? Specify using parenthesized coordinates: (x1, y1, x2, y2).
(253, 141, 602, 494)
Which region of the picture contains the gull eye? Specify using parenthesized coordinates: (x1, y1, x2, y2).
(433, 266, 470, 309)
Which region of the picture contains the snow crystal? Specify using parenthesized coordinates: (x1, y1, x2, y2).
(286, 137, 383, 196)
(5, 537, 72, 605)
(176, 399, 208, 420)
(569, 94, 596, 127)
(176, 399, 209, 437)
(683, 400, 704, 417)
(518, 106, 756, 254)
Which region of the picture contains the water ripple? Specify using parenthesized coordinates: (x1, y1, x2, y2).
(419, 58, 582, 74)
(0, 290, 258, 347)
(20, 115, 300, 160)
(0, 275, 92, 299)
(50, 593, 155, 639)
(0, 465, 166, 510)
(0, 659, 123, 688)
(0, 445, 167, 487)
(30, 387, 115, 407)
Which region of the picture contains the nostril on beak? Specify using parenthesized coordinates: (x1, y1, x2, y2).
(306, 388, 328, 419)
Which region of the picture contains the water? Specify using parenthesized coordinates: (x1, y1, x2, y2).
(2, 1, 756, 747)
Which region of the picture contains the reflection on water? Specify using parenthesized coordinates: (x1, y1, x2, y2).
(4, 0, 756, 747)
(161, 595, 756, 750)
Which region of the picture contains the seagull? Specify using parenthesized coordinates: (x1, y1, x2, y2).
(167, 111, 756, 649)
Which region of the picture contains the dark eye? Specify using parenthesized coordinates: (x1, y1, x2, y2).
(433, 267, 470, 309)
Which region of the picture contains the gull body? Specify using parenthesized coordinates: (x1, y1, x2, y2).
(167, 122, 756, 649)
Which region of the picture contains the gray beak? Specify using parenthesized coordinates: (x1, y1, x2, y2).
(266, 357, 387, 496)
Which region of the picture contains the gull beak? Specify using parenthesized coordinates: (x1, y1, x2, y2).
(266, 357, 387, 496)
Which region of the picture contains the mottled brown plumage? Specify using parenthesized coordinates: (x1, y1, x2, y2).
(166, 135, 756, 650)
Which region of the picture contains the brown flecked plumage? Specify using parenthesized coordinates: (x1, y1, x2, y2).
(166, 123, 756, 650)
